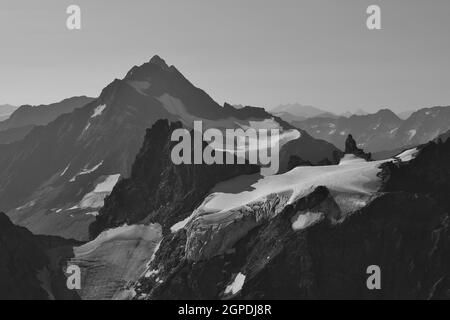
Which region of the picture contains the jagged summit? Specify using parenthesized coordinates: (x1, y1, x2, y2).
(149, 55, 170, 70)
(344, 134, 372, 161)
(124, 55, 172, 80)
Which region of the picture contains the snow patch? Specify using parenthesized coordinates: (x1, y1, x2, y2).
(395, 147, 419, 162)
(82, 122, 91, 133)
(60, 164, 70, 177)
(292, 211, 324, 230)
(77, 174, 121, 208)
(16, 200, 36, 211)
(225, 273, 246, 295)
(74, 224, 161, 257)
(69, 161, 103, 182)
(407, 129, 417, 141)
(149, 241, 161, 264)
(93, 174, 121, 193)
(145, 269, 160, 278)
(389, 127, 399, 135)
(91, 104, 106, 118)
(170, 214, 194, 233)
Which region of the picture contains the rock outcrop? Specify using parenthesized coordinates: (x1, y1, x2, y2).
(345, 134, 372, 161)
(0, 212, 80, 300)
(89, 120, 260, 237)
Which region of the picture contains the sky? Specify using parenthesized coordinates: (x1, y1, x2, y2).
(1, 0, 450, 114)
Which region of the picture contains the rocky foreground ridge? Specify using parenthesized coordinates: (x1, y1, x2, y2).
(124, 138, 450, 300)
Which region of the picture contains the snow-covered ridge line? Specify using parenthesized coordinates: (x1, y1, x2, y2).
(177, 148, 420, 261)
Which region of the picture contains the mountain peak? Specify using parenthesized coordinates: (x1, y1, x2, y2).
(375, 108, 401, 120)
(149, 55, 169, 70)
(124, 55, 171, 80)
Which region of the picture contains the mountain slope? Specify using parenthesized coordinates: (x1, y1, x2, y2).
(0, 97, 94, 144)
(0, 55, 339, 241)
(0, 125, 35, 144)
(294, 107, 450, 152)
(0, 96, 94, 131)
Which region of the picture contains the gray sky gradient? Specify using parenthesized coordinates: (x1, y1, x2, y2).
(1, 0, 450, 113)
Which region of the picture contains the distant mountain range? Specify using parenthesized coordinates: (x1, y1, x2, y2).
(341, 109, 369, 118)
(292, 107, 450, 153)
(270, 103, 331, 121)
(0, 55, 338, 241)
(271, 104, 423, 124)
(0, 97, 94, 144)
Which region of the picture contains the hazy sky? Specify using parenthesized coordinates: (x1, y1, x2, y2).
(1, 0, 450, 113)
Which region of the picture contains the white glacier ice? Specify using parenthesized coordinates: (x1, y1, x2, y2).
(225, 273, 246, 295)
(91, 104, 107, 118)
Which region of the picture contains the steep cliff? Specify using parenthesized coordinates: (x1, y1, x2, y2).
(0, 212, 80, 300)
(90, 120, 260, 237)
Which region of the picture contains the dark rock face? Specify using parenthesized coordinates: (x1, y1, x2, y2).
(136, 193, 449, 300)
(344, 134, 372, 161)
(344, 134, 358, 153)
(287, 155, 312, 171)
(0, 212, 80, 300)
(383, 139, 450, 200)
(89, 120, 260, 237)
(131, 140, 450, 300)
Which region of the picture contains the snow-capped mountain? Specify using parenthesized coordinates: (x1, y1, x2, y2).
(0, 97, 94, 144)
(90, 123, 450, 300)
(0, 55, 338, 241)
(294, 107, 450, 153)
